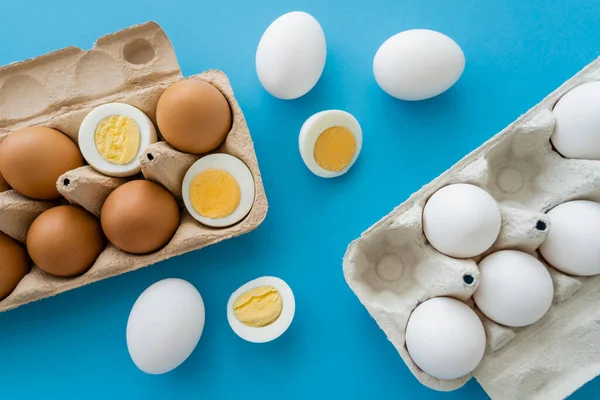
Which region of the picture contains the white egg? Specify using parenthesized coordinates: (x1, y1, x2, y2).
(126, 278, 205, 374)
(182, 153, 255, 228)
(373, 29, 465, 101)
(474, 250, 554, 327)
(79, 103, 157, 177)
(551, 81, 600, 160)
(256, 11, 326, 100)
(405, 297, 486, 380)
(423, 184, 501, 258)
(227, 276, 295, 343)
(299, 110, 362, 178)
(539, 200, 600, 276)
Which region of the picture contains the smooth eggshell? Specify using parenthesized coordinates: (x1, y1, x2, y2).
(0, 170, 10, 192)
(256, 11, 326, 100)
(156, 79, 232, 154)
(474, 250, 554, 327)
(101, 180, 180, 254)
(551, 81, 600, 160)
(26, 205, 105, 277)
(373, 29, 465, 101)
(539, 200, 600, 276)
(405, 297, 486, 380)
(127, 278, 205, 374)
(0, 126, 84, 200)
(0, 231, 30, 300)
(422, 183, 501, 258)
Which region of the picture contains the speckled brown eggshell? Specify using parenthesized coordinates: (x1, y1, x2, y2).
(0, 126, 84, 200)
(26, 205, 105, 277)
(100, 180, 180, 254)
(156, 79, 232, 154)
(0, 231, 31, 300)
(0, 170, 10, 192)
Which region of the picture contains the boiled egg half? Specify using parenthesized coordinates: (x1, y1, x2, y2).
(299, 110, 362, 178)
(182, 153, 255, 228)
(79, 103, 157, 177)
(227, 276, 295, 343)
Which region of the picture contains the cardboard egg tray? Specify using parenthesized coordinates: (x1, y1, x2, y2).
(343, 57, 600, 400)
(0, 22, 268, 312)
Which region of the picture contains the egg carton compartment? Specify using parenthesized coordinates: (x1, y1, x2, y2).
(343, 57, 600, 399)
(0, 22, 268, 312)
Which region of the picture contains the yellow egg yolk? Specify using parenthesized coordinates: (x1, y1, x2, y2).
(94, 115, 141, 165)
(190, 169, 241, 219)
(313, 126, 356, 172)
(233, 286, 283, 327)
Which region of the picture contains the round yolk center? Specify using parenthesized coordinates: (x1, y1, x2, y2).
(190, 169, 241, 219)
(94, 115, 141, 165)
(233, 285, 283, 327)
(313, 126, 356, 172)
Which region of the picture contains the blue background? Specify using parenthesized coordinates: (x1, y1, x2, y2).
(1, 0, 599, 399)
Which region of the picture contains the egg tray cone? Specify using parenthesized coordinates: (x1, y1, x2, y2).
(0, 22, 268, 312)
(343, 57, 600, 399)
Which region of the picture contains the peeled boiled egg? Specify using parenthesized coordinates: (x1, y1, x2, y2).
(474, 250, 553, 327)
(0, 231, 30, 300)
(27, 205, 105, 277)
(299, 110, 362, 178)
(227, 276, 295, 343)
(551, 81, 600, 160)
(539, 200, 600, 276)
(156, 79, 232, 154)
(373, 29, 465, 101)
(405, 297, 486, 380)
(423, 184, 501, 258)
(0, 126, 83, 200)
(101, 180, 180, 254)
(79, 103, 157, 177)
(182, 154, 255, 228)
(127, 278, 205, 374)
(256, 11, 326, 100)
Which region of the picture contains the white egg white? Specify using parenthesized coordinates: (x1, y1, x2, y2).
(79, 103, 157, 177)
(182, 153, 255, 228)
(227, 276, 295, 343)
(298, 110, 362, 178)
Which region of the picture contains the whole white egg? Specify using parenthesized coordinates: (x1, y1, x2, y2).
(373, 29, 465, 101)
(256, 11, 326, 100)
(405, 297, 486, 380)
(126, 278, 205, 374)
(551, 81, 600, 160)
(423, 184, 502, 258)
(539, 200, 600, 276)
(474, 250, 554, 327)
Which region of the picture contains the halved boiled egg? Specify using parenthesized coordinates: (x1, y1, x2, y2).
(79, 103, 157, 177)
(182, 153, 255, 228)
(227, 276, 295, 343)
(299, 110, 362, 178)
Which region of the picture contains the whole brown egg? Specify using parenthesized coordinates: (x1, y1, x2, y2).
(156, 79, 232, 154)
(0, 231, 30, 300)
(101, 180, 180, 254)
(26, 205, 105, 277)
(0, 126, 84, 200)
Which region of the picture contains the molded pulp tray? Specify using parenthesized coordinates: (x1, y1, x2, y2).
(0, 22, 268, 312)
(343, 58, 600, 400)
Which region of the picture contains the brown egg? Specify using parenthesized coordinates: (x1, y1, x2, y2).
(0, 231, 30, 300)
(27, 205, 105, 277)
(0, 170, 10, 192)
(0, 126, 84, 200)
(156, 79, 232, 154)
(101, 180, 180, 254)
